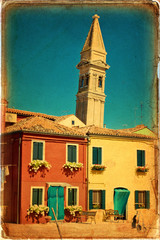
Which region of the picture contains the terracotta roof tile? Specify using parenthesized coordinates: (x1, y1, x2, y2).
(5, 116, 86, 137)
(79, 125, 156, 139)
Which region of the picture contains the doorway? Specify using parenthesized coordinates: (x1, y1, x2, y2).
(48, 186, 64, 220)
(114, 187, 130, 220)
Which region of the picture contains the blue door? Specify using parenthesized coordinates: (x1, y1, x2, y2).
(48, 186, 64, 220)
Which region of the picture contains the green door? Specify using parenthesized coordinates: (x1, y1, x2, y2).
(48, 186, 64, 220)
(114, 188, 130, 218)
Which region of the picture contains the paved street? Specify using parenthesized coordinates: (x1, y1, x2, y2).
(2, 221, 159, 239)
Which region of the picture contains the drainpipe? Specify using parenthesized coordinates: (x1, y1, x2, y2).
(87, 136, 90, 210)
(17, 135, 21, 224)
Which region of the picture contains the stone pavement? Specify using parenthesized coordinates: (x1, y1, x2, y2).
(1, 220, 159, 239)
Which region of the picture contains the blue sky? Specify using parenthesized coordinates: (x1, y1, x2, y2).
(6, 4, 157, 130)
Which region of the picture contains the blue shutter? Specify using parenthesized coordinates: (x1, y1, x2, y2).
(145, 191, 150, 209)
(135, 191, 139, 209)
(142, 151, 145, 167)
(33, 142, 38, 160)
(98, 148, 102, 165)
(93, 148, 97, 164)
(89, 190, 93, 209)
(101, 190, 105, 209)
(137, 150, 142, 166)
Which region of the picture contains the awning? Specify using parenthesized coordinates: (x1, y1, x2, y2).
(46, 182, 72, 187)
(114, 189, 130, 215)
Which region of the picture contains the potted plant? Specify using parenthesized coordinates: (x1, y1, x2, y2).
(27, 205, 49, 223)
(136, 166, 149, 173)
(63, 162, 83, 172)
(28, 160, 52, 173)
(91, 164, 106, 171)
(64, 206, 82, 222)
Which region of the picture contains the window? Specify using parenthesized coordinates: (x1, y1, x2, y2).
(32, 141, 44, 160)
(72, 120, 75, 125)
(85, 74, 89, 86)
(31, 187, 44, 206)
(137, 150, 145, 166)
(80, 77, 84, 88)
(135, 190, 150, 209)
(98, 76, 102, 88)
(92, 147, 102, 165)
(89, 190, 105, 209)
(68, 188, 78, 206)
(67, 144, 77, 163)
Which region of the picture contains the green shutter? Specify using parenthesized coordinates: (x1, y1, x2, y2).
(142, 151, 145, 167)
(38, 143, 43, 160)
(145, 191, 150, 209)
(68, 189, 72, 206)
(89, 190, 93, 209)
(68, 146, 72, 162)
(101, 190, 105, 209)
(137, 150, 142, 166)
(93, 148, 97, 164)
(33, 142, 38, 160)
(72, 146, 77, 163)
(135, 191, 139, 209)
(98, 148, 102, 165)
(73, 189, 77, 205)
(38, 189, 42, 205)
(32, 189, 38, 205)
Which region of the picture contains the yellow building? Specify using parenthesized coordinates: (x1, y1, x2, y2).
(82, 125, 158, 226)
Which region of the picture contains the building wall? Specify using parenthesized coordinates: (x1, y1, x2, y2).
(19, 133, 87, 224)
(88, 135, 156, 226)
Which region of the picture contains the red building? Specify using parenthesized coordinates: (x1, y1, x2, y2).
(2, 116, 87, 224)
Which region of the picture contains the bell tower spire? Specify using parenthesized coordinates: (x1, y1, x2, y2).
(76, 14, 110, 127)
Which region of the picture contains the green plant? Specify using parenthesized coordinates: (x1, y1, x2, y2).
(63, 162, 83, 172)
(29, 160, 52, 172)
(91, 164, 106, 171)
(136, 167, 149, 173)
(64, 206, 82, 216)
(27, 205, 49, 217)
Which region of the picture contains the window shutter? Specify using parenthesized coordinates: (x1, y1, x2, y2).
(72, 146, 77, 163)
(145, 191, 150, 209)
(73, 189, 77, 205)
(142, 151, 145, 167)
(93, 148, 97, 164)
(32, 189, 38, 205)
(68, 146, 72, 162)
(38, 143, 43, 160)
(101, 190, 105, 209)
(68, 189, 73, 206)
(89, 190, 93, 209)
(137, 150, 142, 166)
(33, 142, 38, 160)
(38, 189, 42, 205)
(98, 148, 102, 165)
(135, 191, 139, 209)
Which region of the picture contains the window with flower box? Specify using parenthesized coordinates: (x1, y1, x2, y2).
(92, 147, 102, 165)
(31, 187, 44, 206)
(32, 141, 44, 161)
(135, 190, 150, 209)
(137, 150, 145, 167)
(89, 190, 105, 209)
(67, 187, 78, 206)
(66, 144, 78, 163)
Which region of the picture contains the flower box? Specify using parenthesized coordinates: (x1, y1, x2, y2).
(28, 160, 51, 173)
(26, 205, 49, 223)
(91, 165, 106, 171)
(64, 206, 82, 222)
(63, 162, 83, 172)
(136, 167, 149, 173)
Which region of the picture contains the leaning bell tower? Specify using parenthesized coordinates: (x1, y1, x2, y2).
(76, 14, 110, 127)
